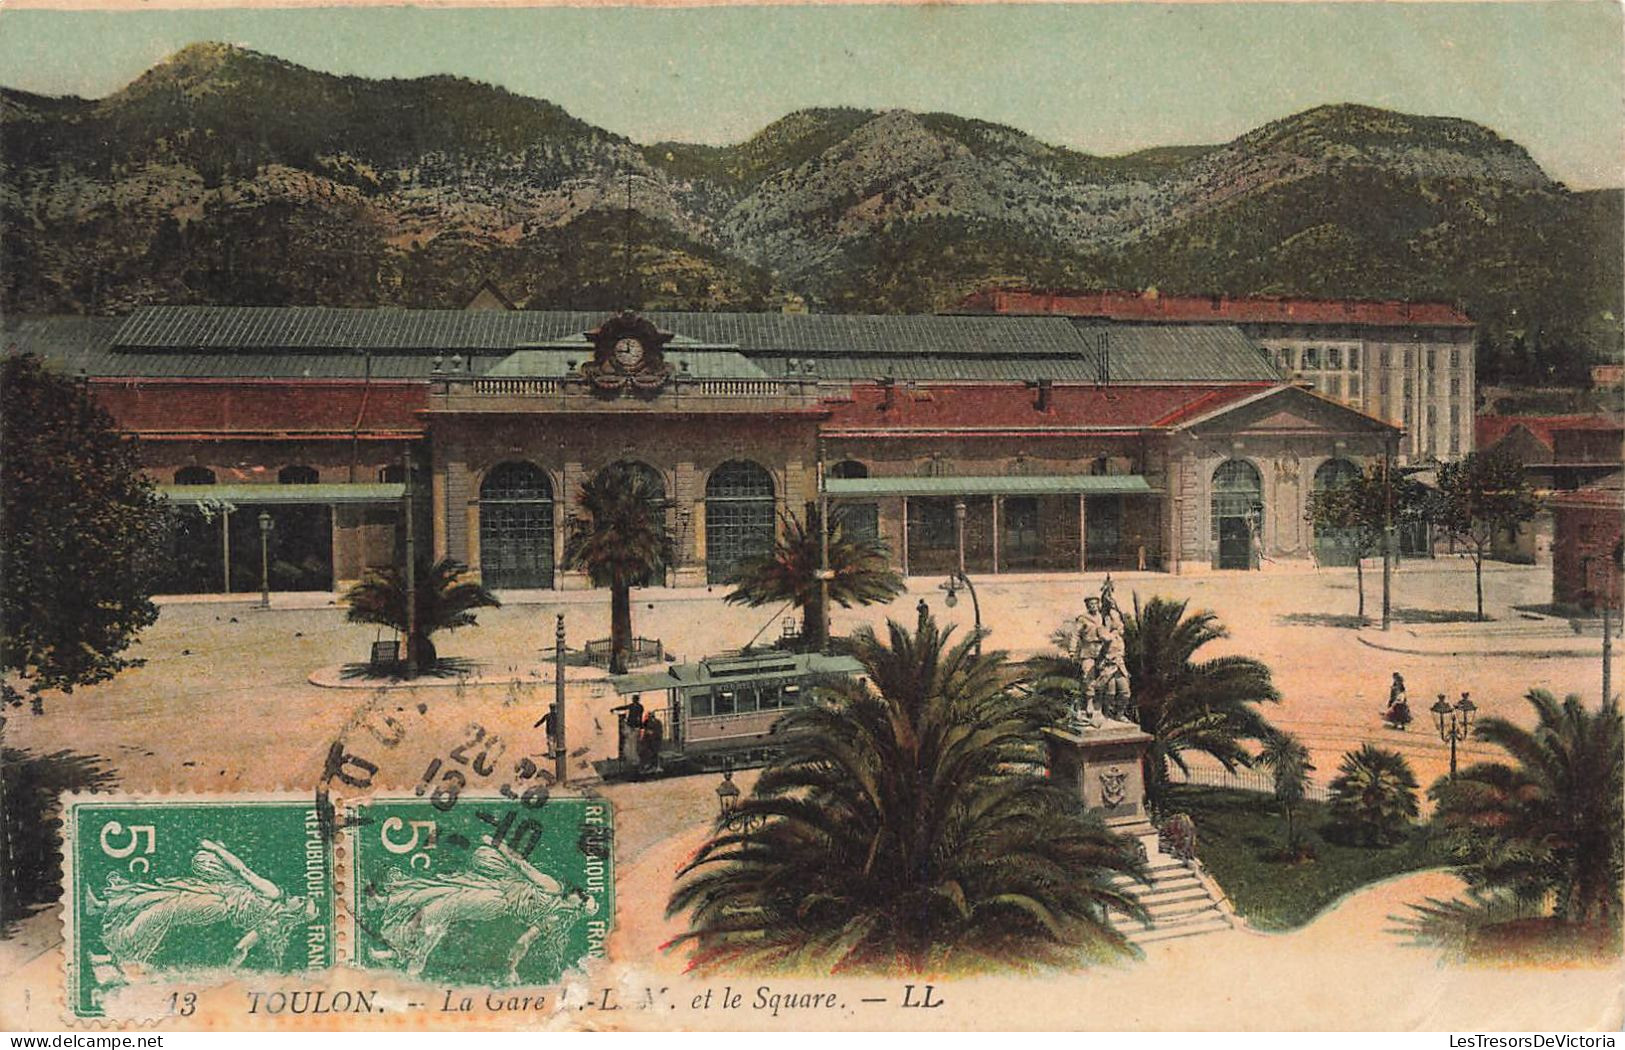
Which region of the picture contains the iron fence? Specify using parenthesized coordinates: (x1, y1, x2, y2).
(1165, 764, 1332, 801)
(583, 636, 665, 669)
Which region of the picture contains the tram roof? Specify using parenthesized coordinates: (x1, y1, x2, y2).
(608, 651, 864, 695)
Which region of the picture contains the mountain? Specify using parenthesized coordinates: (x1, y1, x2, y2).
(2, 43, 1618, 364)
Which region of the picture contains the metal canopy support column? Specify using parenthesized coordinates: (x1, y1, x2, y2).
(1078, 494, 1088, 573)
(221, 510, 232, 594)
(992, 496, 1001, 574)
(901, 498, 910, 576)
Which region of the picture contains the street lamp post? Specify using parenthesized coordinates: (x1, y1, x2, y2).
(715, 757, 764, 843)
(257, 511, 274, 609)
(1430, 691, 1477, 777)
(953, 499, 967, 575)
(939, 571, 984, 657)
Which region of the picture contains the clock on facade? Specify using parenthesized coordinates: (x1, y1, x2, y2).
(613, 336, 645, 370)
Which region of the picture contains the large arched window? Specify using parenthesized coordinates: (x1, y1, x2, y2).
(602, 460, 666, 503)
(479, 461, 554, 589)
(279, 465, 320, 485)
(1211, 459, 1262, 570)
(706, 460, 775, 584)
(174, 466, 216, 485)
(1312, 458, 1363, 567)
(827, 460, 877, 542)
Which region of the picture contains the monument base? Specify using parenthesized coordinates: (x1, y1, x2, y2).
(1043, 720, 1155, 829)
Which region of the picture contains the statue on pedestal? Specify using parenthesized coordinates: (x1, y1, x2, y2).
(1066, 577, 1134, 730)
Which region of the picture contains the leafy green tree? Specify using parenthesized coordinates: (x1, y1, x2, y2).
(1328, 744, 1420, 846)
(723, 505, 904, 651)
(1428, 449, 1540, 621)
(1106, 595, 1281, 808)
(1305, 461, 1427, 622)
(562, 463, 674, 674)
(667, 614, 1148, 973)
(343, 556, 500, 672)
(1431, 690, 1623, 928)
(1258, 731, 1315, 855)
(1, 354, 168, 712)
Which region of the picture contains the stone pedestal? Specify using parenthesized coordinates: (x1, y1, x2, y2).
(1044, 720, 1154, 828)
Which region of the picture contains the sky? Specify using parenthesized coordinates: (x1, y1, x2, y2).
(0, 2, 1620, 188)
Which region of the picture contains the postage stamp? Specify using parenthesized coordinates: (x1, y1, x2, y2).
(64, 797, 336, 1020)
(346, 796, 613, 988)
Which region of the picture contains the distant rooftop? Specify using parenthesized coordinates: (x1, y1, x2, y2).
(958, 289, 1475, 328)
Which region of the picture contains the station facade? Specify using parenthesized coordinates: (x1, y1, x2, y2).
(9, 303, 1410, 595)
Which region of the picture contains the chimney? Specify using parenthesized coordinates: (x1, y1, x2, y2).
(1035, 377, 1053, 412)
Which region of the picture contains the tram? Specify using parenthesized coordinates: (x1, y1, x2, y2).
(603, 648, 864, 777)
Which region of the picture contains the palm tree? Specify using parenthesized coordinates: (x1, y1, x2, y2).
(1328, 744, 1420, 846)
(1104, 595, 1280, 808)
(1431, 690, 1623, 927)
(1257, 731, 1315, 855)
(562, 463, 674, 674)
(723, 505, 904, 651)
(343, 557, 500, 673)
(667, 614, 1148, 973)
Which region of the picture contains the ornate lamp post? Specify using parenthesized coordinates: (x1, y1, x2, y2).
(939, 571, 985, 657)
(1430, 691, 1477, 777)
(715, 757, 764, 842)
(256, 511, 275, 609)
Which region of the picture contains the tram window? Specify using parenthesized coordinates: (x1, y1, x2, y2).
(689, 691, 713, 717)
(757, 682, 782, 709)
(782, 683, 802, 707)
(713, 690, 736, 716)
(736, 686, 760, 714)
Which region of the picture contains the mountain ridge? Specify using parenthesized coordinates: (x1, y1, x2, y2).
(1, 42, 1617, 369)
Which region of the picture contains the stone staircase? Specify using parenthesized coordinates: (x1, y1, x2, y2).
(1106, 833, 1235, 946)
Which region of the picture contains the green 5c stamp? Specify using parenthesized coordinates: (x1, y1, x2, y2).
(348, 796, 613, 987)
(65, 797, 335, 1019)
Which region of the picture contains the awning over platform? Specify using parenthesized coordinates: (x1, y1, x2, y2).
(824, 475, 1155, 498)
(158, 483, 407, 506)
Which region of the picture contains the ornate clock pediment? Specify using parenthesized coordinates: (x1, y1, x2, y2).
(580, 311, 675, 397)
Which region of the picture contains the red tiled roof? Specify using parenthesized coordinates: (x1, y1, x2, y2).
(90, 379, 428, 436)
(820, 382, 1274, 433)
(1476, 415, 1620, 452)
(1548, 483, 1625, 510)
(960, 289, 1474, 328)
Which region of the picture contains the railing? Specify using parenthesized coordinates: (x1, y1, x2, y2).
(584, 636, 665, 669)
(471, 377, 563, 396)
(1165, 764, 1331, 801)
(444, 375, 819, 402)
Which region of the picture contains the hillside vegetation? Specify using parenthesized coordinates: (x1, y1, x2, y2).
(3, 43, 1619, 370)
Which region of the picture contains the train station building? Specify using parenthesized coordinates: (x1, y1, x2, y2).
(8, 302, 1417, 595)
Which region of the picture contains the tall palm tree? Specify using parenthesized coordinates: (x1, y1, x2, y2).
(562, 463, 674, 674)
(1431, 690, 1623, 927)
(1328, 744, 1420, 846)
(1107, 595, 1279, 807)
(344, 557, 500, 673)
(667, 614, 1148, 974)
(1257, 730, 1315, 854)
(723, 505, 904, 651)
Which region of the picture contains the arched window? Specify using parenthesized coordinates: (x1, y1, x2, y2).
(602, 460, 666, 503)
(1211, 459, 1262, 570)
(1312, 459, 1363, 567)
(827, 460, 877, 542)
(279, 465, 320, 485)
(706, 460, 775, 584)
(174, 466, 216, 485)
(479, 462, 554, 589)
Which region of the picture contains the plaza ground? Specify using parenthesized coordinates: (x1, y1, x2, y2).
(2, 558, 1620, 1029)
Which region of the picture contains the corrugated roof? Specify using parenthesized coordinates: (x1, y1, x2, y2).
(1078, 323, 1279, 382)
(158, 483, 405, 505)
(17, 309, 1276, 385)
(827, 475, 1153, 497)
(109, 306, 1092, 356)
